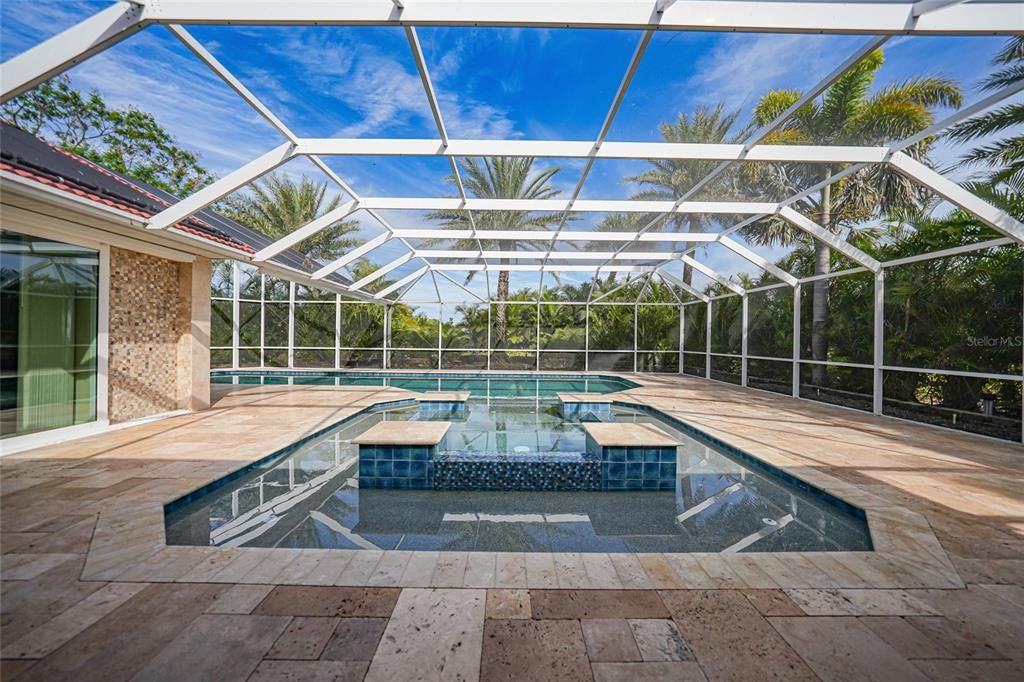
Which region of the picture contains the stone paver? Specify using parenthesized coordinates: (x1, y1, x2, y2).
(485, 589, 531, 619)
(481, 619, 592, 682)
(628, 619, 693, 662)
(205, 583, 275, 614)
(769, 616, 932, 681)
(12, 583, 226, 682)
(320, 618, 388, 662)
(364, 588, 484, 682)
(530, 590, 669, 619)
(661, 590, 818, 682)
(129, 614, 291, 681)
(742, 589, 806, 617)
(266, 617, 339, 660)
(591, 661, 708, 682)
(581, 619, 642, 662)
(248, 659, 369, 682)
(253, 586, 400, 618)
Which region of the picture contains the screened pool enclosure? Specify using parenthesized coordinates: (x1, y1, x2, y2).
(5, 1, 1022, 443)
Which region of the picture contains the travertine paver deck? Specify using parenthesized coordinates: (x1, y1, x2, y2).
(1, 374, 1023, 680)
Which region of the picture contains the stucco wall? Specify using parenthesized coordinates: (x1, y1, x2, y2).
(108, 247, 210, 422)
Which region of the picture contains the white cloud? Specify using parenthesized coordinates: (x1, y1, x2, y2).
(260, 29, 516, 139)
(685, 34, 862, 114)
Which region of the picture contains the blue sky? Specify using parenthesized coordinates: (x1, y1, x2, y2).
(2, 1, 1015, 290)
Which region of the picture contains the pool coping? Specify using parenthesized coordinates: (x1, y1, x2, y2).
(55, 375, 965, 590)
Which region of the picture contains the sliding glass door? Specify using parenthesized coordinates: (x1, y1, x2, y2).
(1, 230, 100, 439)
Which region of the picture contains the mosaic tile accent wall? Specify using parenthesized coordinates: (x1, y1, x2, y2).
(434, 457, 601, 491)
(108, 247, 191, 422)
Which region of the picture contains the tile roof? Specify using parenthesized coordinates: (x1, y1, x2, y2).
(0, 121, 352, 286)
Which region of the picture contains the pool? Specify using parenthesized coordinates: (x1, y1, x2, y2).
(211, 370, 637, 397)
(166, 375, 872, 553)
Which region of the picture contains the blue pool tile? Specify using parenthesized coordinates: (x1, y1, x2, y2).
(608, 447, 626, 463)
(626, 463, 643, 480)
(642, 463, 660, 479)
(607, 463, 625, 480)
(393, 460, 411, 477)
(376, 461, 393, 477)
(642, 448, 660, 463)
(409, 461, 428, 478)
(660, 463, 676, 479)
(359, 460, 374, 477)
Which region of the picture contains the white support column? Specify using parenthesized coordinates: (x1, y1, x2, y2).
(335, 294, 342, 370)
(792, 283, 801, 397)
(231, 261, 240, 369)
(633, 302, 639, 373)
(705, 299, 713, 380)
(287, 280, 296, 368)
(678, 304, 685, 375)
(383, 304, 392, 369)
(873, 269, 885, 414)
(582, 303, 589, 372)
(741, 294, 749, 387)
(259, 274, 266, 367)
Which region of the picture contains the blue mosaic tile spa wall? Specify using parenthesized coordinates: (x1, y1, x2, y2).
(433, 452, 601, 491)
(584, 433, 678, 491)
(358, 445, 434, 489)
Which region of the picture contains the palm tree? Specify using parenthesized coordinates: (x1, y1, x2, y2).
(223, 173, 360, 269)
(623, 105, 751, 285)
(427, 157, 565, 345)
(947, 36, 1024, 213)
(741, 50, 961, 383)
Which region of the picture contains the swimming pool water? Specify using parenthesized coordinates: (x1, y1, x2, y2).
(210, 370, 637, 397)
(166, 383, 873, 553)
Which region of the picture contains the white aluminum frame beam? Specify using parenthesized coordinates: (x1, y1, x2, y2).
(252, 200, 359, 262)
(147, 142, 297, 230)
(656, 268, 710, 303)
(0, 1, 147, 103)
(391, 229, 719, 242)
(717, 236, 799, 286)
(5, 2, 1020, 103)
(415, 250, 673, 261)
(679, 254, 745, 295)
(135, 2, 1023, 35)
(311, 233, 391, 279)
(348, 252, 414, 292)
(779, 206, 882, 272)
(888, 152, 1024, 244)
(296, 138, 891, 164)
(431, 264, 661, 273)
(355, 198, 779, 214)
(374, 265, 429, 299)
